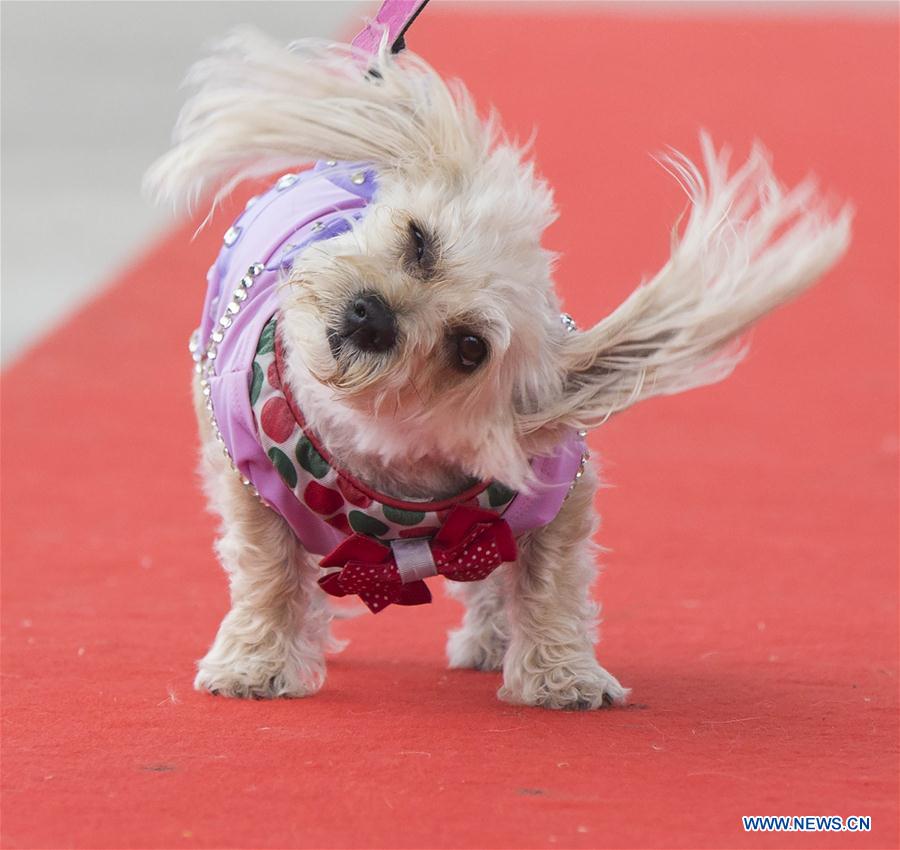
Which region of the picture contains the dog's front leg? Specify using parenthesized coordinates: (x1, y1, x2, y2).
(195, 471, 334, 699)
(193, 390, 335, 698)
(499, 463, 628, 710)
(446, 568, 510, 671)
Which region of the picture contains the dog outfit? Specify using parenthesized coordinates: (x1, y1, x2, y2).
(191, 1, 588, 613)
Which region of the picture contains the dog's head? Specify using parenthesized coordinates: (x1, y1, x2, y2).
(148, 30, 850, 489)
(277, 136, 567, 489)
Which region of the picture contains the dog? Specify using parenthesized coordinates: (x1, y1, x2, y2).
(147, 20, 850, 709)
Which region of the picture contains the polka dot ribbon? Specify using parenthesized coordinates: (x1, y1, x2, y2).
(318, 505, 517, 613)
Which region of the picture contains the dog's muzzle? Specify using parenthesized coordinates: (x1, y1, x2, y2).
(334, 292, 397, 354)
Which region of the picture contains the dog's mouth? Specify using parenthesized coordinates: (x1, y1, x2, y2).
(321, 324, 402, 399)
(326, 328, 345, 360)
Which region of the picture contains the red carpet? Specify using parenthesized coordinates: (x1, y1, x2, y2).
(2, 7, 897, 849)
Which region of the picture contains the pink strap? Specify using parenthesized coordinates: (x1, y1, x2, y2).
(351, 0, 430, 55)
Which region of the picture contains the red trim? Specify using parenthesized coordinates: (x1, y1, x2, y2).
(273, 329, 491, 512)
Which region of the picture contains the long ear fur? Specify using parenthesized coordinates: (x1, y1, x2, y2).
(520, 133, 852, 435)
(144, 28, 491, 211)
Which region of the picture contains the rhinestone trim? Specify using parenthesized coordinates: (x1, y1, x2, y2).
(193, 260, 267, 502)
(566, 429, 591, 497)
(276, 173, 299, 190)
(559, 318, 587, 494)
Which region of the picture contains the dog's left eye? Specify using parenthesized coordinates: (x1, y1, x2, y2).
(454, 334, 488, 371)
(405, 221, 436, 276)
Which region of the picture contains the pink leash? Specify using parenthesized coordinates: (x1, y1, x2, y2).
(351, 0, 431, 55)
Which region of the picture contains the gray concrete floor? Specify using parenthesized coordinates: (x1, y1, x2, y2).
(0, 0, 365, 364)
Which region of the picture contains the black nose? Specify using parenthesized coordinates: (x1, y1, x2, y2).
(342, 293, 397, 353)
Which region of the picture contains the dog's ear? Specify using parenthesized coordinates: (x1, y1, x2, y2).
(518, 136, 852, 438)
(145, 28, 489, 210)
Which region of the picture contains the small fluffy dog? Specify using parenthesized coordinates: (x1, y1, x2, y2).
(148, 22, 850, 709)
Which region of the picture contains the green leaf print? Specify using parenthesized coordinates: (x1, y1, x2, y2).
(348, 511, 389, 538)
(487, 482, 516, 507)
(295, 436, 330, 479)
(250, 361, 264, 406)
(382, 505, 426, 526)
(257, 319, 277, 355)
(267, 447, 297, 489)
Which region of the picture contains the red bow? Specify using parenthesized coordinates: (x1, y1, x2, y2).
(318, 505, 517, 613)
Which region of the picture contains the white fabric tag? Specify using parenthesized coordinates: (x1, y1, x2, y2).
(390, 538, 437, 583)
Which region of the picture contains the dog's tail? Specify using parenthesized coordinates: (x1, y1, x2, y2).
(521, 133, 852, 436)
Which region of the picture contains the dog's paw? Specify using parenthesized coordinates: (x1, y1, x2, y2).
(194, 650, 324, 700)
(446, 626, 507, 671)
(499, 658, 628, 710)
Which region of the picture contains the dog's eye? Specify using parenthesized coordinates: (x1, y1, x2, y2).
(455, 334, 488, 371)
(405, 221, 436, 277)
(411, 224, 427, 263)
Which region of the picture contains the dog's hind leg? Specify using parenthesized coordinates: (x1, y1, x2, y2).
(445, 568, 510, 671)
(499, 463, 629, 710)
(192, 380, 336, 699)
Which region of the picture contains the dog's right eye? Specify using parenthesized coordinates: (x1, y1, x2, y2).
(404, 220, 437, 277)
(411, 224, 427, 263)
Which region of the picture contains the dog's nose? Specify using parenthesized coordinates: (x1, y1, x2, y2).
(342, 293, 397, 353)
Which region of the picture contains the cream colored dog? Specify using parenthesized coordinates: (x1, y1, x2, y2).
(148, 31, 850, 708)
